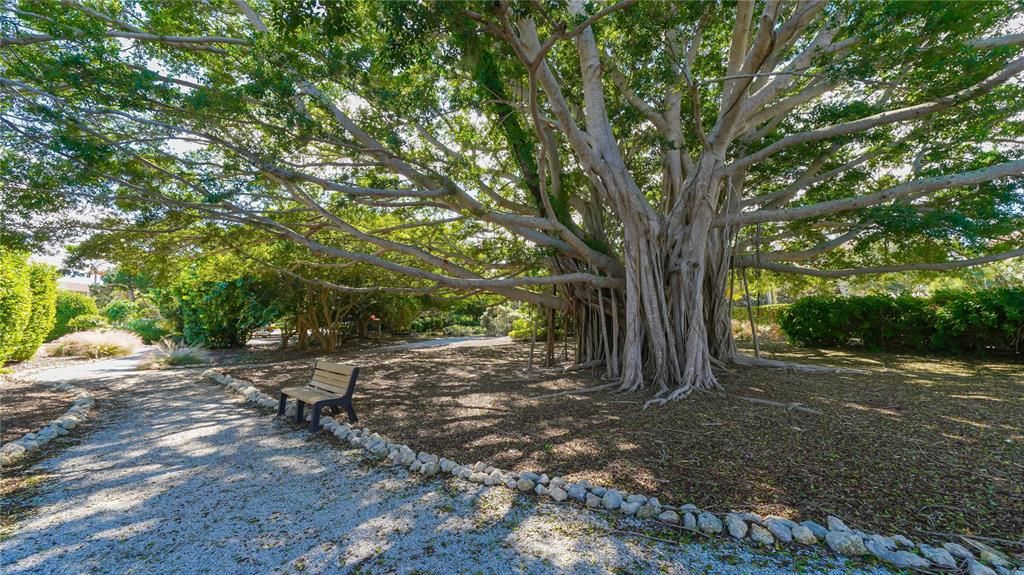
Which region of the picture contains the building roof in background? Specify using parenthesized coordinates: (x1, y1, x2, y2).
(57, 277, 92, 295)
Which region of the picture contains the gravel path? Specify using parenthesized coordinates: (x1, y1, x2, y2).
(1, 355, 893, 575)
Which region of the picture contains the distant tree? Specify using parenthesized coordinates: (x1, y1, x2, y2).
(49, 291, 99, 342)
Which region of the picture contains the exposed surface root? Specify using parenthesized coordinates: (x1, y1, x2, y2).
(732, 353, 867, 374)
(530, 381, 618, 400)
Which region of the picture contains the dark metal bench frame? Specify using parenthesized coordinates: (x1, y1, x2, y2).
(277, 365, 360, 432)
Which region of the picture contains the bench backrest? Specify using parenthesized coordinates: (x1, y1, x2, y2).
(310, 360, 359, 398)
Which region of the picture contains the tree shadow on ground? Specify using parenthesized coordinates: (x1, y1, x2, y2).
(0, 366, 892, 575)
(227, 341, 1024, 542)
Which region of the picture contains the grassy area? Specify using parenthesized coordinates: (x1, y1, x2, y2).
(226, 341, 1023, 542)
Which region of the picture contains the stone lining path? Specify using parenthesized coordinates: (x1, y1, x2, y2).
(0, 353, 894, 574)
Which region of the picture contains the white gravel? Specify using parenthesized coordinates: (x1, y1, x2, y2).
(1, 355, 895, 575)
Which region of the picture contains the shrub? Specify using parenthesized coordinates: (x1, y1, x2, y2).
(124, 317, 172, 343)
(480, 302, 525, 337)
(779, 288, 1024, 355)
(66, 314, 110, 332)
(9, 263, 59, 362)
(0, 250, 33, 364)
(174, 275, 271, 348)
(932, 288, 1024, 355)
(49, 290, 99, 341)
(778, 296, 850, 347)
(102, 299, 141, 324)
(49, 329, 142, 358)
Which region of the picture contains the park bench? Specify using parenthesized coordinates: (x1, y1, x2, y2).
(277, 360, 359, 432)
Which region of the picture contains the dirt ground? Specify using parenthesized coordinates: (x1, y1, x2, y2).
(0, 356, 94, 444)
(224, 341, 1023, 542)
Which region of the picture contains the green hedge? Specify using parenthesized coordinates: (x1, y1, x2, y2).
(9, 263, 58, 361)
(48, 290, 99, 341)
(779, 289, 1024, 355)
(1, 252, 59, 364)
(0, 250, 33, 364)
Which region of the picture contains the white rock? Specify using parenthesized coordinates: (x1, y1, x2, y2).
(919, 545, 957, 569)
(944, 542, 976, 560)
(799, 520, 828, 540)
(658, 510, 680, 524)
(439, 459, 456, 473)
(534, 484, 549, 496)
(885, 550, 931, 570)
(826, 531, 867, 556)
(421, 462, 440, 476)
(826, 515, 850, 532)
(516, 478, 535, 492)
(585, 493, 602, 508)
(549, 477, 566, 488)
(473, 461, 488, 473)
(764, 518, 793, 544)
(636, 502, 660, 519)
(418, 452, 438, 464)
(548, 486, 567, 502)
(485, 470, 503, 486)
(679, 503, 699, 513)
(538, 474, 550, 485)
(969, 560, 998, 575)
(601, 490, 623, 510)
(697, 512, 723, 534)
(590, 486, 607, 497)
(891, 534, 914, 548)
(626, 494, 646, 504)
(566, 483, 588, 501)
(683, 513, 697, 530)
(409, 460, 422, 472)
(1, 443, 26, 456)
(868, 534, 896, 552)
(750, 524, 774, 546)
(791, 525, 817, 545)
(980, 550, 1011, 568)
(470, 472, 487, 484)
(619, 501, 640, 515)
(725, 514, 748, 539)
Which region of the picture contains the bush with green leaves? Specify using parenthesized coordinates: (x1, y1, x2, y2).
(174, 272, 272, 348)
(124, 317, 172, 344)
(10, 262, 59, 361)
(780, 289, 1023, 355)
(66, 314, 111, 332)
(480, 302, 526, 337)
(49, 290, 99, 341)
(931, 288, 1024, 355)
(102, 299, 141, 324)
(0, 249, 32, 364)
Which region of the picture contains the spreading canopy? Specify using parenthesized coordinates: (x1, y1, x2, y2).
(2, 0, 1023, 397)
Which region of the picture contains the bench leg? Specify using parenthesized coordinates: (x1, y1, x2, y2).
(277, 394, 288, 417)
(345, 401, 357, 424)
(295, 400, 304, 424)
(310, 402, 324, 433)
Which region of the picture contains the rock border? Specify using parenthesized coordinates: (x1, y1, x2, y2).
(202, 368, 1022, 575)
(0, 377, 95, 468)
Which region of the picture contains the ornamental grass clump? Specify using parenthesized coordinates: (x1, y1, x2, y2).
(49, 329, 142, 358)
(145, 338, 211, 368)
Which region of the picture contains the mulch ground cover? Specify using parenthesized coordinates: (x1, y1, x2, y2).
(224, 341, 1024, 542)
(0, 356, 94, 444)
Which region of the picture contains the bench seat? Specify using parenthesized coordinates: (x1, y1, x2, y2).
(277, 360, 360, 431)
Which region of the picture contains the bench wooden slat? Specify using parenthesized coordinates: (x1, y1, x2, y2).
(315, 360, 356, 376)
(312, 369, 352, 387)
(281, 386, 339, 404)
(308, 378, 348, 396)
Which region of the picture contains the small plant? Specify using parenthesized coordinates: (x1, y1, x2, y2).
(147, 338, 211, 367)
(66, 314, 110, 332)
(49, 329, 143, 358)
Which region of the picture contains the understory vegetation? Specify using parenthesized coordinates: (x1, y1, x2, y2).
(48, 329, 143, 359)
(780, 288, 1024, 355)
